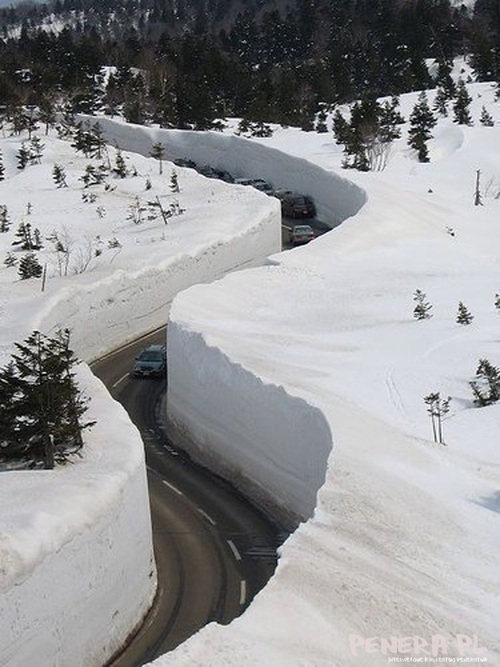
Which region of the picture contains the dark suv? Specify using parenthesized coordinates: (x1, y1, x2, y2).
(281, 194, 316, 219)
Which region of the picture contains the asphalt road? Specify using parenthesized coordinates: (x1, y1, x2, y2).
(92, 330, 286, 666)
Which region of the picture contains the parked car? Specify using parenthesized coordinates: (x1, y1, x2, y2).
(133, 344, 166, 378)
(281, 193, 316, 219)
(291, 224, 315, 245)
(173, 158, 197, 169)
(234, 177, 255, 186)
(249, 179, 274, 194)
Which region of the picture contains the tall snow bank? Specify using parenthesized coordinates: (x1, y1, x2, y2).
(0, 366, 155, 667)
(82, 116, 366, 226)
(156, 84, 500, 665)
(166, 317, 332, 526)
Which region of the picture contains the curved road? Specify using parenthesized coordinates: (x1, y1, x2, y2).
(92, 329, 286, 666)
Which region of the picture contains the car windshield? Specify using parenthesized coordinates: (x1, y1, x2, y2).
(294, 226, 313, 233)
(139, 351, 163, 362)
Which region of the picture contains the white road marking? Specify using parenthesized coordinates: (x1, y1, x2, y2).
(227, 539, 242, 562)
(197, 508, 216, 526)
(162, 480, 183, 496)
(239, 579, 247, 605)
(111, 372, 129, 388)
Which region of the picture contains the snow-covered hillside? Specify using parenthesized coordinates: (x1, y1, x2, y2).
(0, 125, 280, 665)
(159, 83, 500, 665)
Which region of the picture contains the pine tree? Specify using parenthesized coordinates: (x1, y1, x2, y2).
(453, 79, 473, 126)
(413, 289, 433, 320)
(52, 163, 68, 188)
(495, 293, 500, 310)
(470, 359, 500, 407)
(12, 221, 34, 250)
(408, 92, 436, 163)
(433, 88, 449, 117)
(315, 106, 328, 133)
(0, 204, 10, 233)
(456, 301, 474, 325)
(332, 109, 351, 146)
(17, 143, 31, 170)
(29, 136, 45, 164)
(0, 330, 94, 467)
(0, 150, 5, 181)
(170, 169, 180, 193)
(18, 252, 43, 279)
(479, 106, 494, 127)
(3, 252, 17, 267)
(150, 142, 166, 175)
(113, 149, 127, 178)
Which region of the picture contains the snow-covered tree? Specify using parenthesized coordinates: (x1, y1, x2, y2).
(150, 142, 166, 175)
(470, 359, 500, 407)
(408, 92, 436, 163)
(16, 143, 31, 170)
(0, 329, 93, 468)
(18, 252, 43, 279)
(479, 106, 494, 127)
(413, 289, 433, 320)
(0, 205, 10, 233)
(453, 79, 473, 126)
(52, 163, 68, 188)
(456, 301, 474, 325)
(170, 169, 180, 193)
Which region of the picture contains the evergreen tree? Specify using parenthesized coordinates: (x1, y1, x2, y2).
(408, 93, 436, 163)
(0, 150, 4, 181)
(456, 301, 474, 325)
(495, 293, 500, 310)
(332, 110, 351, 146)
(470, 359, 500, 407)
(0, 330, 94, 468)
(17, 143, 31, 170)
(112, 149, 127, 178)
(0, 205, 10, 233)
(150, 142, 166, 175)
(453, 79, 473, 126)
(4, 252, 17, 267)
(170, 169, 180, 193)
(315, 106, 328, 133)
(433, 88, 449, 117)
(18, 252, 43, 279)
(29, 136, 45, 164)
(12, 221, 35, 250)
(413, 289, 433, 320)
(52, 163, 68, 188)
(479, 106, 494, 127)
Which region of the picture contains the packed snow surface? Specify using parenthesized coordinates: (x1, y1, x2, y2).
(159, 83, 500, 666)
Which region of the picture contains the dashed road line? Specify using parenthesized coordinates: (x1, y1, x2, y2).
(239, 579, 247, 605)
(196, 508, 217, 526)
(162, 480, 184, 496)
(111, 372, 129, 389)
(226, 539, 242, 562)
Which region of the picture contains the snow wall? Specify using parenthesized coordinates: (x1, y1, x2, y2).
(35, 204, 280, 362)
(0, 366, 155, 667)
(166, 321, 332, 527)
(81, 116, 367, 226)
(1, 126, 282, 666)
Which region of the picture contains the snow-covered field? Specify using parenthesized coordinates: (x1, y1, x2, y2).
(1, 78, 499, 667)
(0, 125, 280, 665)
(159, 83, 500, 665)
